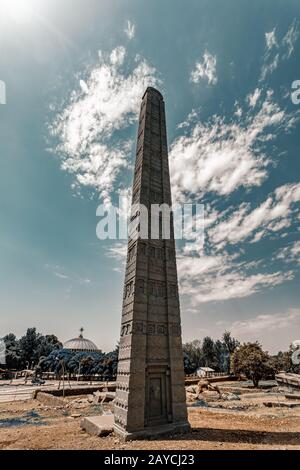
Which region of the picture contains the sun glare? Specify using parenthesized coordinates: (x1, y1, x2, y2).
(1, 0, 35, 24)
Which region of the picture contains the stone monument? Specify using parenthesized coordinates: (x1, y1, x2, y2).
(114, 87, 189, 440)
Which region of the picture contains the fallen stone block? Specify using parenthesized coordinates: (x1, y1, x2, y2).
(186, 385, 197, 394)
(101, 392, 115, 403)
(93, 394, 102, 404)
(93, 391, 116, 404)
(80, 415, 114, 437)
(34, 391, 65, 407)
(221, 393, 241, 401)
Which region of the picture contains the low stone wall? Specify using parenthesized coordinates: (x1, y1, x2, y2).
(32, 384, 116, 399)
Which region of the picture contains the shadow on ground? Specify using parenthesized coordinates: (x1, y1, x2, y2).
(157, 428, 300, 446)
(0, 411, 48, 428)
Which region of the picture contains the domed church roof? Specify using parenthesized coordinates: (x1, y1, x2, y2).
(63, 328, 99, 352)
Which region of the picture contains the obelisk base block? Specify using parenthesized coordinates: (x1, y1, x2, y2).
(113, 421, 191, 442)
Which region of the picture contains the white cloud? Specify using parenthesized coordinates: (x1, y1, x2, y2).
(265, 29, 277, 50)
(50, 46, 158, 203)
(178, 252, 293, 304)
(54, 271, 69, 280)
(124, 20, 136, 40)
(105, 242, 127, 273)
(45, 264, 91, 285)
(177, 109, 199, 129)
(106, 242, 127, 261)
(209, 182, 300, 248)
(79, 80, 89, 94)
(214, 308, 300, 353)
(190, 52, 217, 85)
(260, 54, 279, 81)
(276, 241, 300, 265)
(290, 241, 300, 257)
(178, 253, 229, 280)
(176, 181, 300, 306)
(229, 309, 300, 341)
(234, 106, 243, 118)
(170, 90, 297, 203)
(247, 88, 261, 108)
(260, 21, 299, 81)
(109, 45, 126, 66)
(282, 19, 299, 59)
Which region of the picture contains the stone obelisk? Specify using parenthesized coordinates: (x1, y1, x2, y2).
(114, 87, 189, 440)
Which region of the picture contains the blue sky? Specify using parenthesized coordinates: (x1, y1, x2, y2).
(0, 0, 300, 353)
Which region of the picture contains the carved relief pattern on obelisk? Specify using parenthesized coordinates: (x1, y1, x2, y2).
(114, 87, 189, 439)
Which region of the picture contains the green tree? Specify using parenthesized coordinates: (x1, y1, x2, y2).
(275, 350, 292, 372)
(202, 336, 218, 369)
(36, 335, 62, 359)
(223, 331, 239, 354)
(183, 340, 203, 373)
(18, 328, 61, 368)
(231, 342, 275, 387)
(273, 344, 300, 374)
(222, 331, 240, 373)
(214, 339, 228, 373)
(19, 328, 42, 367)
(3, 334, 21, 369)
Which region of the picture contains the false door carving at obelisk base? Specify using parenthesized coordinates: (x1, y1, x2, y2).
(114, 87, 189, 440)
(145, 367, 170, 426)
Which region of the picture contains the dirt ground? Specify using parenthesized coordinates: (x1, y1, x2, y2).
(1, 397, 300, 450)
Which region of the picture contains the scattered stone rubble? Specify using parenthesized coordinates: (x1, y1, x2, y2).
(33, 389, 115, 410)
(69, 391, 116, 408)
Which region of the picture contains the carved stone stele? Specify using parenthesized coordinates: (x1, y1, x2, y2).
(114, 87, 189, 440)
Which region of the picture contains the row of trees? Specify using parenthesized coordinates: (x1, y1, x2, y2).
(2, 328, 62, 370)
(39, 348, 118, 380)
(183, 332, 300, 387)
(232, 342, 300, 387)
(2, 328, 299, 387)
(183, 331, 240, 375)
